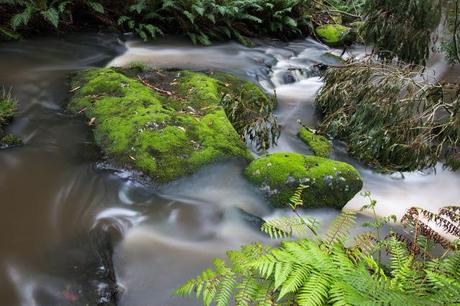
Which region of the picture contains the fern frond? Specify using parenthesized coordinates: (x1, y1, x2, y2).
(288, 184, 307, 210)
(261, 215, 319, 239)
(296, 271, 331, 306)
(352, 232, 377, 256)
(325, 209, 356, 244)
(40, 7, 59, 28)
(11, 6, 34, 30)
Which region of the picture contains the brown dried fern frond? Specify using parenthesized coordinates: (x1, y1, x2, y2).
(401, 206, 460, 250)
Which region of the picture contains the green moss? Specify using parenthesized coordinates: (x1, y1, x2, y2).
(0, 134, 22, 148)
(69, 68, 254, 183)
(298, 127, 332, 158)
(244, 152, 362, 208)
(315, 24, 354, 46)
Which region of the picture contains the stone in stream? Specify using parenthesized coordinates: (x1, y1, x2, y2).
(244, 152, 363, 208)
(68, 66, 275, 183)
(315, 24, 355, 46)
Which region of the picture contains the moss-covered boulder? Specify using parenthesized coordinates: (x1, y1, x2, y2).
(68, 67, 266, 183)
(298, 127, 332, 158)
(244, 152, 362, 208)
(315, 24, 355, 46)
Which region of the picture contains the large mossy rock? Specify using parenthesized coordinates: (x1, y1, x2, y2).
(244, 152, 362, 208)
(68, 67, 264, 183)
(315, 24, 355, 46)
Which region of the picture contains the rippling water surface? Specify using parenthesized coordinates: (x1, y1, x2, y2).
(0, 33, 459, 306)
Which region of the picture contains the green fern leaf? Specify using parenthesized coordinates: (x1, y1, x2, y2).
(87, 1, 104, 14)
(40, 8, 59, 28)
(11, 6, 34, 30)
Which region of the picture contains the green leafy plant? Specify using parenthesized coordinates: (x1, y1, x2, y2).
(99, 0, 319, 46)
(1, 0, 363, 44)
(362, 0, 442, 64)
(176, 187, 460, 305)
(2, 0, 105, 30)
(117, 0, 163, 41)
(0, 88, 16, 126)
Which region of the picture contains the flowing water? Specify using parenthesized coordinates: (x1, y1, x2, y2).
(0, 33, 459, 306)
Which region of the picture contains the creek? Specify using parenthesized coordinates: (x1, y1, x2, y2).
(0, 33, 459, 306)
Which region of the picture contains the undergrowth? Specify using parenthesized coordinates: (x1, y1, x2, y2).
(362, 0, 443, 64)
(315, 59, 460, 172)
(176, 186, 460, 305)
(0, 0, 363, 45)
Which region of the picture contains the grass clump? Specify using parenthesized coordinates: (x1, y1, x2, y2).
(0, 89, 16, 126)
(298, 127, 332, 157)
(315, 60, 460, 172)
(69, 67, 280, 183)
(244, 152, 362, 208)
(0, 88, 21, 149)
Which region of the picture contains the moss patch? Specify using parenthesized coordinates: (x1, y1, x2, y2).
(244, 152, 362, 208)
(315, 24, 354, 46)
(298, 127, 332, 158)
(69, 67, 257, 183)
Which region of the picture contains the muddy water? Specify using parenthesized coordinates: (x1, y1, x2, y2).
(0, 34, 459, 306)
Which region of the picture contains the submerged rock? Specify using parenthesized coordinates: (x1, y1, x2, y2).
(244, 152, 362, 208)
(315, 24, 355, 46)
(68, 67, 265, 183)
(298, 127, 332, 157)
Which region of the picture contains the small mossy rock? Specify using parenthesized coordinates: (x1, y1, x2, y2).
(298, 127, 332, 158)
(244, 152, 363, 208)
(0, 134, 22, 149)
(315, 24, 355, 46)
(69, 68, 256, 183)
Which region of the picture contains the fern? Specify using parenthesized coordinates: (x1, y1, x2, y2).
(40, 7, 59, 28)
(177, 192, 460, 305)
(11, 5, 34, 30)
(261, 215, 319, 239)
(325, 209, 356, 244)
(86, 1, 104, 14)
